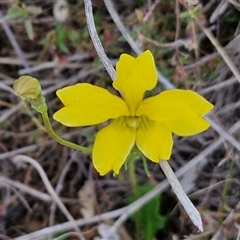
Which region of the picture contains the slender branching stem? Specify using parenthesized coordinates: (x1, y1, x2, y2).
(159, 161, 203, 232)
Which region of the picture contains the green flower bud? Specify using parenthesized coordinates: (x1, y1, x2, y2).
(13, 75, 42, 100)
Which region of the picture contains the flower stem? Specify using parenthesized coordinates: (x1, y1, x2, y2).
(128, 157, 138, 194)
(128, 156, 141, 238)
(159, 161, 203, 232)
(31, 97, 91, 154)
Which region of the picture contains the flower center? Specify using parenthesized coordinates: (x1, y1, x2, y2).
(125, 117, 141, 129)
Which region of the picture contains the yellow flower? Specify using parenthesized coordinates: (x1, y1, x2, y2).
(53, 50, 213, 175)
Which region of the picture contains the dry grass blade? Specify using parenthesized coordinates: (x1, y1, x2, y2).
(12, 155, 85, 240)
(199, 25, 240, 84)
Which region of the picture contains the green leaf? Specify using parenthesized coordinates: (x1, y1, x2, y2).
(7, 6, 27, 19)
(180, 10, 191, 20)
(24, 20, 34, 40)
(56, 24, 69, 53)
(127, 183, 168, 239)
(58, 40, 69, 54)
(180, 6, 203, 22)
(26, 6, 42, 15)
(50, 231, 67, 240)
(68, 30, 81, 43)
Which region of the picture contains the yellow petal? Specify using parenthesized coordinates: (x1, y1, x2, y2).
(137, 89, 213, 136)
(53, 83, 129, 127)
(92, 117, 135, 175)
(113, 50, 157, 115)
(136, 116, 173, 162)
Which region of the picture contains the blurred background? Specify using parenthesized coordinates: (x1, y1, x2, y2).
(0, 0, 240, 239)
